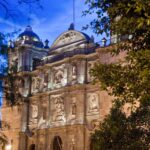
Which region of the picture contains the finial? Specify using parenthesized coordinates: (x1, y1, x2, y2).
(44, 39, 49, 49)
(68, 23, 75, 30)
(25, 25, 32, 32)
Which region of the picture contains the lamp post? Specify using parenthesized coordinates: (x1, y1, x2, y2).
(101, 37, 107, 47)
(5, 143, 12, 150)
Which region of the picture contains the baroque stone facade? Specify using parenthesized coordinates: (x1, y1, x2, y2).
(1, 26, 114, 150)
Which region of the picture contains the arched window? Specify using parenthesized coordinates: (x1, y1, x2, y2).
(53, 136, 62, 150)
(30, 144, 35, 150)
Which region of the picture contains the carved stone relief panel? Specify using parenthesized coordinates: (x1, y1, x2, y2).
(53, 31, 84, 47)
(52, 64, 67, 88)
(38, 97, 49, 129)
(51, 95, 65, 122)
(87, 61, 95, 82)
(32, 71, 46, 93)
(54, 70, 64, 84)
(87, 93, 99, 114)
(29, 102, 38, 125)
(32, 76, 41, 93)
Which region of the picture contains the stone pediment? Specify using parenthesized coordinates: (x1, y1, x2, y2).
(51, 30, 89, 48)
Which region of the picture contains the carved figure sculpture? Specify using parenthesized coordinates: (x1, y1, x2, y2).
(88, 94, 99, 112)
(72, 65, 77, 80)
(32, 77, 41, 92)
(30, 104, 38, 124)
(54, 70, 64, 85)
(72, 98, 77, 115)
(31, 105, 38, 119)
(54, 97, 65, 121)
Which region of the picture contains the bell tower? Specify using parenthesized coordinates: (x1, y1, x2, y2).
(8, 26, 48, 73)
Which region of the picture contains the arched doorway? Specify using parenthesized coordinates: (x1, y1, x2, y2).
(90, 139, 94, 150)
(30, 144, 35, 150)
(53, 136, 62, 150)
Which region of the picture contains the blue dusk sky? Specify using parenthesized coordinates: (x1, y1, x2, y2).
(0, 0, 107, 105)
(0, 0, 105, 45)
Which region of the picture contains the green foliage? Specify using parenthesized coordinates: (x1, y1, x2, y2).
(4, 66, 24, 106)
(84, 0, 150, 149)
(91, 103, 150, 150)
(84, 0, 150, 36)
(91, 49, 150, 106)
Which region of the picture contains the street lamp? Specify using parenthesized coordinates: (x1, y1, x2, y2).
(101, 37, 107, 47)
(5, 143, 12, 150)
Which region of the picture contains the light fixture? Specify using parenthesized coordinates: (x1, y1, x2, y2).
(5, 143, 12, 150)
(101, 37, 107, 47)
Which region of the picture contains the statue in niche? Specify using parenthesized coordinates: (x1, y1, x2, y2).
(43, 73, 48, 88)
(54, 69, 64, 85)
(30, 104, 38, 124)
(72, 65, 77, 79)
(36, 77, 41, 89)
(32, 77, 41, 91)
(69, 97, 77, 120)
(54, 97, 65, 121)
(31, 105, 38, 119)
(42, 106, 47, 120)
(88, 94, 99, 113)
(72, 97, 77, 116)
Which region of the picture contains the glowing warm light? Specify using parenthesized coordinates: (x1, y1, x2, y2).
(5, 144, 12, 150)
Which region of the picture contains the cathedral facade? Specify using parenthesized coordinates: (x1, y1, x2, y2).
(1, 25, 113, 150)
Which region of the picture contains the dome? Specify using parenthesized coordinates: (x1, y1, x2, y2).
(18, 26, 40, 41)
(16, 26, 43, 48)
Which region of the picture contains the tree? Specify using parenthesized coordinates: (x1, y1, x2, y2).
(84, 0, 150, 149)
